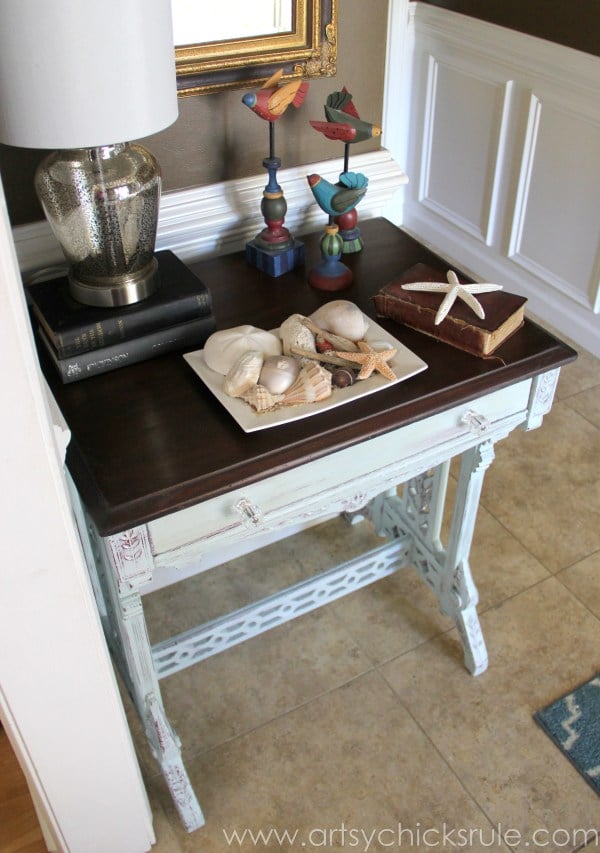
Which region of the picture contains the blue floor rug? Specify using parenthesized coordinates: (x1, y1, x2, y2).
(534, 673, 600, 795)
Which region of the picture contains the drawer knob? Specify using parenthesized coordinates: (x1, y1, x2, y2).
(460, 409, 490, 436)
(235, 497, 264, 529)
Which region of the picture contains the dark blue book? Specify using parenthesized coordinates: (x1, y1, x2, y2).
(37, 314, 216, 383)
(27, 250, 213, 358)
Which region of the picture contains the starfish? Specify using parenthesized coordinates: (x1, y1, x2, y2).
(401, 270, 503, 325)
(334, 341, 397, 381)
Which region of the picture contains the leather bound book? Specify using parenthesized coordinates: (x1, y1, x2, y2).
(373, 263, 527, 357)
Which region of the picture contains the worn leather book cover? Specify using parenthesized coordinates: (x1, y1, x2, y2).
(373, 263, 527, 357)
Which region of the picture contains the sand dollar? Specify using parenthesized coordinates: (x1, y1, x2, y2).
(203, 325, 281, 375)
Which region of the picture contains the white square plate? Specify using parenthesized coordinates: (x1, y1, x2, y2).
(183, 317, 427, 432)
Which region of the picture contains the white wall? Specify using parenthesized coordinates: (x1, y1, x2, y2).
(394, 3, 600, 356)
(0, 178, 154, 850)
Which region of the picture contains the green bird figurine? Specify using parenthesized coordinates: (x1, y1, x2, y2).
(310, 88, 381, 144)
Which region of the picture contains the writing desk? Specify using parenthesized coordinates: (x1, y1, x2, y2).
(44, 219, 576, 831)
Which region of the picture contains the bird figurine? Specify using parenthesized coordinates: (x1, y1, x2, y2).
(307, 171, 369, 218)
(310, 88, 381, 144)
(242, 68, 309, 122)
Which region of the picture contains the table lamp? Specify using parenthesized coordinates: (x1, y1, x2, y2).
(0, 0, 179, 307)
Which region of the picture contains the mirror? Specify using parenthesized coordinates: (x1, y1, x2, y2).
(172, 1, 293, 46)
(174, 0, 337, 96)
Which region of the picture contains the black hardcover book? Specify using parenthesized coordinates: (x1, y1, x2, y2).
(38, 314, 216, 383)
(27, 250, 213, 358)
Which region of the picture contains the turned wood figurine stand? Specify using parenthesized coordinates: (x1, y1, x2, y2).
(309, 87, 381, 254)
(308, 222, 353, 291)
(334, 142, 366, 254)
(245, 129, 304, 277)
(242, 71, 308, 277)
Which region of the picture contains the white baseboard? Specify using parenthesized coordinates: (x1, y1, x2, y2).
(13, 149, 407, 280)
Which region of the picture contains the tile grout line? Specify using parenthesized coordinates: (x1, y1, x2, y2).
(375, 663, 515, 852)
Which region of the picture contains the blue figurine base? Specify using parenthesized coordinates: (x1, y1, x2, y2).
(308, 258, 353, 291)
(246, 239, 305, 278)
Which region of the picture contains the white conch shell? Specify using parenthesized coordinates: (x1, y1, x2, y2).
(279, 314, 317, 361)
(280, 362, 332, 406)
(239, 384, 285, 412)
(309, 300, 369, 342)
(222, 350, 263, 398)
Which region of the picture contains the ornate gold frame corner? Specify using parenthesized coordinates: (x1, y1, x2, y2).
(175, 0, 337, 97)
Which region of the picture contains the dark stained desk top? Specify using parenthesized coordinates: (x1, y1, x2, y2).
(41, 219, 577, 536)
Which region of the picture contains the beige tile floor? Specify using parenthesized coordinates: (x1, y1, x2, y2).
(132, 340, 599, 853)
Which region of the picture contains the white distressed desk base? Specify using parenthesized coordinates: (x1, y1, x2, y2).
(69, 369, 560, 832)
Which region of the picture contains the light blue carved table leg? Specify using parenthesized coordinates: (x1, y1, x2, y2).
(67, 481, 205, 832)
(95, 527, 205, 831)
(439, 441, 495, 675)
(362, 441, 495, 676)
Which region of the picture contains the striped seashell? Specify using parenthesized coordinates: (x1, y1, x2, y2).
(239, 384, 285, 413)
(280, 362, 332, 406)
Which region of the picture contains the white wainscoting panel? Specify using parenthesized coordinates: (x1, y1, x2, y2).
(420, 56, 513, 248)
(509, 94, 600, 313)
(399, 3, 600, 357)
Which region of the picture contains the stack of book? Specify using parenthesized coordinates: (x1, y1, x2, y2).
(28, 250, 216, 383)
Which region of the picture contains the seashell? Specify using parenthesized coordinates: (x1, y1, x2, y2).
(331, 367, 356, 388)
(239, 384, 285, 412)
(302, 317, 358, 352)
(204, 325, 281, 375)
(280, 362, 332, 406)
(309, 300, 369, 342)
(279, 314, 317, 361)
(259, 355, 301, 395)
(222, 350, 263, 398)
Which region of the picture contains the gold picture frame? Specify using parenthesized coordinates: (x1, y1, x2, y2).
(175, 0, 337, 96)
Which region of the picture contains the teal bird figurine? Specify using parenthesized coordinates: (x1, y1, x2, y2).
(242, 69, 309, 122)
(310, 88, 381, 144)
(307, 171, 369, 218)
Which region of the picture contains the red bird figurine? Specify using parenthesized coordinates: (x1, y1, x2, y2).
(310, 88, 381, 143)
(242, 69, 309, 122)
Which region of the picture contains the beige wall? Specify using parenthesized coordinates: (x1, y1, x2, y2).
(0, 0, 389, 227)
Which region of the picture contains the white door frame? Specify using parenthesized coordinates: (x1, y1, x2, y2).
(0, 177, 154, 851)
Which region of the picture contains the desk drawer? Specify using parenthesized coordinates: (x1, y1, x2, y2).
(148, 380, 531, 558)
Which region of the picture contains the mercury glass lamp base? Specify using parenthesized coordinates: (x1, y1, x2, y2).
(68, 257, 161, 307)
